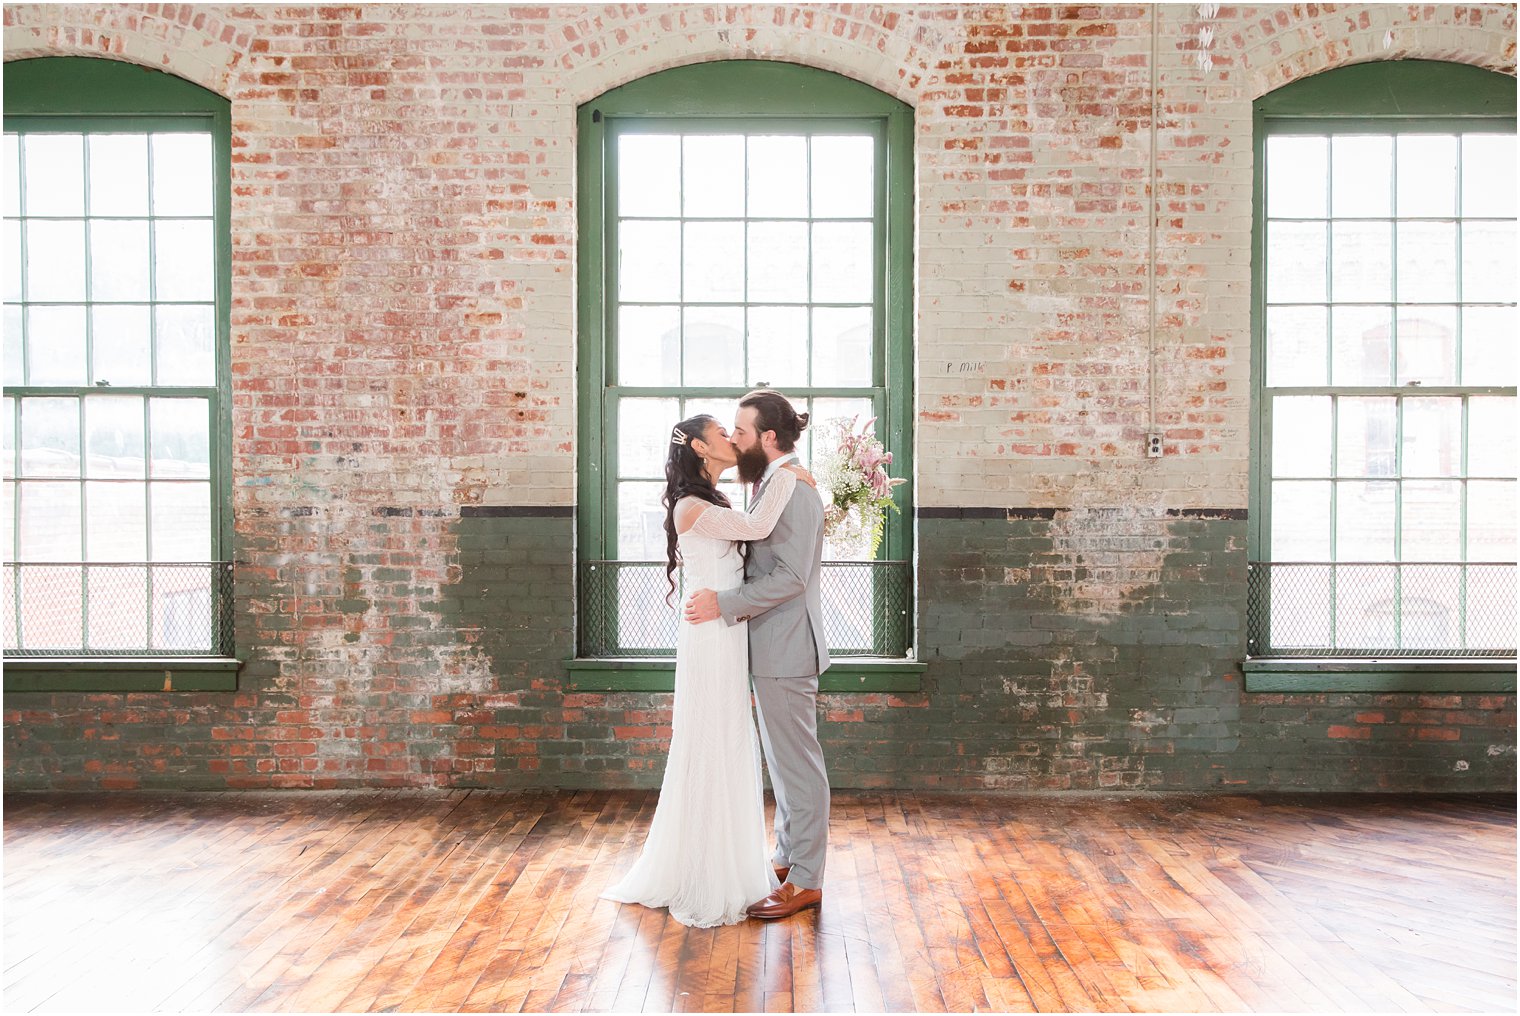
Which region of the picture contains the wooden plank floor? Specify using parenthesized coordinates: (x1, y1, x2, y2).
(3, 791, 1514, 1013)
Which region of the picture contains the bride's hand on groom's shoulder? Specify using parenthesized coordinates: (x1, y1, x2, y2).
(784, 464, 817, 488)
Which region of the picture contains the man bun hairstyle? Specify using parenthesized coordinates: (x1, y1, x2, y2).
(739, 389, 808, 452)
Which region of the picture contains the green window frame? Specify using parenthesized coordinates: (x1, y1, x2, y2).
(574, 61, 918, 684)
(1248, 60, 1517, 693)
(3, 57, 236, 692)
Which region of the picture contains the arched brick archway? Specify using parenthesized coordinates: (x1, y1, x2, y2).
(3, 3, 251, 97)
(548, 3, 939, 108)
(1226, 3, 1517, 97)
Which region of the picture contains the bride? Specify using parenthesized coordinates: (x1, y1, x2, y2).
(600, 413, 812, 928)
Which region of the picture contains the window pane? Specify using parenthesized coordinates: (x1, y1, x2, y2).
(89, 219, 151, 301)
(1396, 221, 1457, 303)
(1266, 221, 1326, 302)
(810, 135, 873, 219)
(617, 305, 680, 386)
(717, 478, 745, 509)
(1268, 564, 1332, 649)
(1336, 564, 1398, 649)
(1462, 306, 1517, 386)
(1330, 305, 1392, 386)
(1267, 135, 1328, 217)
(1266, 306, 1327, 387)
(5, 305, 23, 386)
(1468, 481, 1517, 560)
(681, 306, 744, 387)
(746, 221, 808, 302)
(149, 397, 210, 479)
(748, 135, 807, 217)
(2, 397, 13, 479)
(25, 219, 87, 302)
(1336, 397, 1396, 478)
(1463, 134, 1517, 218)
(1467, 564, 1515, 648)
(683, 221, 744, 302)
(85, 395, 145, 479)
(20, 397, 79, 477)
(1331, 135, 1392, 217)
(3, 133, 18, 217)
(153, 219, 214, 301)
(1402, 397, 1462, 477)
(150, 481, 210, 561)
(1397, 564, 1462, 652)
(85, 480, 146, 561)
(4, 219, 20, 303)
(746, 306, 808, 388)
(1330, 221, 1391, 302)
(811, 222, 871, 302)
(1272, 480, 1330, 560)
(22, 134, 83, 217)
(1461, 219, 1517, 304)
(810, 397, 876, 470)
(618, 220, 680, 302)
(1, 480, 11, 560)
(1336, 481, 1396, 561)
(1401, 480, 1462, 561)
(617, 134, 679, 218)
(1396, 135, 1458, 218)
(616, 480, 666, 560)
(1272, 396, 1330, 478)
(682, 397, 737, 433)
(150, 134, 214, 217)
(812, 306, 872, 387)
(18, 480, 80, 560)
(26, 305, 87, 386)
(682, 136, 744, 218)
(617, 398, 679, 479)
(153, 304, 215, 386)
(87, 564, 149, 650)
(87, 134, 149, 217)
(1394, 307, 1458, 387)
(18, 565, 82, 649)
(91, 305, 153, 387)
(1468, 397, 1517, 478)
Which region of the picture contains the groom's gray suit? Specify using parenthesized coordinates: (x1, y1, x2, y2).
(716, 456, 831, 892)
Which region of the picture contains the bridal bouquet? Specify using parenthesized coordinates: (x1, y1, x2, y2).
(813, 415, 906, 558)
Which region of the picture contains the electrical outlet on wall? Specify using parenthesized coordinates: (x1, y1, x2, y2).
(1147, 432, 1163, 458)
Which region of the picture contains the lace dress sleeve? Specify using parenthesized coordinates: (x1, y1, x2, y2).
(687, 468, 799, 541)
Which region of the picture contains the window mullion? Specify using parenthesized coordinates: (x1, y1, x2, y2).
(146, 135, 159, 387)
(16, 133, 30, 387)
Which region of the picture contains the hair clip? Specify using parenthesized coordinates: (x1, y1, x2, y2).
(670, 429, 689, 446)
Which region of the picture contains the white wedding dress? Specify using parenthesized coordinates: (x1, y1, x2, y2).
(600, 468, 799, 928)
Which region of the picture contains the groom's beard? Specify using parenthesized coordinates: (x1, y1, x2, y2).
(735, 444, 771, 486)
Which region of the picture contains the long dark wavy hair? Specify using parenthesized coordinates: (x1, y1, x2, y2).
(663, 414, 733, 605)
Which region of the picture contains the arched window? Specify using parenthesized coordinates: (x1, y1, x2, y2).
(573, 61, 914, 669)
(1249, 60, 1516, 671)
(3, 58, 234, 687)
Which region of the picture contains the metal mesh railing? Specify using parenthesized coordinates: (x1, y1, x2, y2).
(579, 560, 911, 658)
(1247, 561, 1516, 658)
(3, 562, 235, 657)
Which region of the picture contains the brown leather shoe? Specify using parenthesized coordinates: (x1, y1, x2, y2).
(773, 865, 791, 884)
(746, 882, 822, 920)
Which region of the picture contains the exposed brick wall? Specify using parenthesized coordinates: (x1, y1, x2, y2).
(3, 4, 1515, 791)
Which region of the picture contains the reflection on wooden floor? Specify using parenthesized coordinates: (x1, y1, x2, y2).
(3, 790, 1514, 1012)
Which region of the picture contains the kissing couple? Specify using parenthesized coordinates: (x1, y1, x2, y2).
(600, 389, 832, 927)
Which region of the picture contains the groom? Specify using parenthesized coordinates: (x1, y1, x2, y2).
(683, 389, 831, 920)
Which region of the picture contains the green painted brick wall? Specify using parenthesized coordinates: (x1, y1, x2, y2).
(4, 510, 1515, 791)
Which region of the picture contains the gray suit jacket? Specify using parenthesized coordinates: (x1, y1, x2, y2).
(716, 468, 831, 679)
